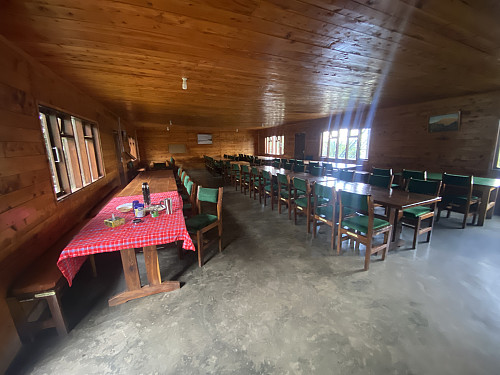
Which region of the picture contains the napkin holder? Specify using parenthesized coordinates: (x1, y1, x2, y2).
(104, 214, 125, 228)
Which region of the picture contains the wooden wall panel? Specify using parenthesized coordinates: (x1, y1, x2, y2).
(137, 126, 255, 169)
(0, 36, 136, 372)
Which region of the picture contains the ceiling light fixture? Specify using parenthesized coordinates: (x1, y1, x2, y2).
(182, 77, 188, 90)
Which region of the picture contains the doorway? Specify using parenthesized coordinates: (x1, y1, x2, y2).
(113, 131, 126, 186)
(294, 133, 306, 159)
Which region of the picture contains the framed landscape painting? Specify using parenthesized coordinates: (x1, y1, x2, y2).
(428, 111, 461, 133)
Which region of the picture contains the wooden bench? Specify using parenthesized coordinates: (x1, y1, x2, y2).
(7, 187, 120, 342)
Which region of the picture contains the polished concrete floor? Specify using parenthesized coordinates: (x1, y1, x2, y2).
(8, 170, 500, 374)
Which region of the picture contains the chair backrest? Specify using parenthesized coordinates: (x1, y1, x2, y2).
(153, 162, 167, 170)
(185, 179, 194, 195)
(442, 173, 473, 200)
(231, 163, 240, 172)
(372, 167, 392, 177)
(402, 169, 426, 180)
(178, 167, 183, 177)
(339, 191, 370, 215)
(296, 160, 304, 166)
(293, 177, 308, 193)
(323, 163, 333, 171)
(407, 178, 441, 196)
(331, 169, 340, 178)
(353, 172, 369, 183)
(197, 186, 223, 218)
(284, 162, 292, 170)
(272, 161, 280, 168)
(314, 183, 333, 200)
(310, 166, 323, 176)
(281, 158, 288, 163)
(251, 167, 259, 175)
(369, 174, 392, 189)
(262, 170, 272, 183)
(277, 173, 289, 187)
(293, 164, 304, 172)
(254, 159, 262, 166)
(289, 159, 296, 164)
(241, 164, 249, 173)
(181, 171, 187, 182)
(183, 175, 191, 189)
(339, 170, 354, 182)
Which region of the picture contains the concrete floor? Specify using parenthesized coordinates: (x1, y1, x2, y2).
(8, 170, 500, 374)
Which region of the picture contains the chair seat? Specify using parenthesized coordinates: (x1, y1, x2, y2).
(450, 195, 480, 204)
(403, 206, 432, 218)
(391, 183, 399, 188)
(264, 184, 278, 192)
(341, 214, 390, 233)
(244, 176, 251, 182)
(295, 197, 309, 208)
(280, 189, 291, 199)
(185, 214, 218, 231)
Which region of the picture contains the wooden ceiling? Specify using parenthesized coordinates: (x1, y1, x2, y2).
(1, 0, 499, 129)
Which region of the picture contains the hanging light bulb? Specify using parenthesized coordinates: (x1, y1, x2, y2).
(182, 77, 188, 90)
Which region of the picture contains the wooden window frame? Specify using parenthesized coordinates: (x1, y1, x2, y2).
(39, 105, 104, 201)
(265, 135, 284, 155)
(320, 128, 370, 161)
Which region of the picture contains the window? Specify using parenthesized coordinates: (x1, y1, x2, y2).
(265, 135, 284, 155)
(320, 128, 370, 160)
(494, 121, 500, 170)
(39, 106, 104, 200)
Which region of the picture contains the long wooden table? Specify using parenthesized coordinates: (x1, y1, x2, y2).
(57, 170, 195, 306)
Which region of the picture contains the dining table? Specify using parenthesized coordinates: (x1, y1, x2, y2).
(57, 170, 195, 306)
(256, 166, 441, 249)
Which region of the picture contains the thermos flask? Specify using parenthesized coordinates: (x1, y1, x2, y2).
(142, 182, 150, 206)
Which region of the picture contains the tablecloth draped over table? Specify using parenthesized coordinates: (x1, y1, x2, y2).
(57, 191, 195, 286)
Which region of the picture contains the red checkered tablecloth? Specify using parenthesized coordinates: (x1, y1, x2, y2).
(57, 191, 195, 286)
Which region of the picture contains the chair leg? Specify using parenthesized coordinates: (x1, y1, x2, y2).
(461, 213, 467, 229)
(306, 206, 311, 234)
(218, 223, 223, 252)
(413, 218, 421, 249)
(446, 210, 451, 218)
(364, 236, 371, 271)
(313, 218, 317, 237)
(46, 293, 68, 337)
(337, 226, 342, 255)
(271, 194, 274, 211)
(381, 226, 392, 261)
(197, 231, 203, 267)
(330, 224, 335, 250)
(288, 201, 292, 220)
(294, 204, 297, 225)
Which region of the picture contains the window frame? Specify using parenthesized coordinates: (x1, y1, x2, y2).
(39, 105, 105, 201)
(265, 135, 284, 155)
(493, 121, 500, 170)
(320, 128, 370, 161)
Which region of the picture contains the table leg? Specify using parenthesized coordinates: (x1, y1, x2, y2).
(389, 208, 404, 250)
(109, 246, 181, 306)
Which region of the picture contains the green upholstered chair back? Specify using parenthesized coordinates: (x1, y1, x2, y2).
(185, 180, 194, 195)
(296, 160, 304, 166)
(241, 165, 249, 173)
(340, 191, 369, 212)
(251, 167, 259, 175)
(353, 172, 369, 183)
(170, 157, 174, 164)
(231, 163, 239, 171)
(442, 173, 471, 187)
(284, 162, 292, 170)
(254, 159, 262, 165)
(314, 183, 332, 199)
(407, 178, 440, 196)
(369, 174, 391, 188)
(272, 161, 280, 168)
(183, 175, 190, 188)
(403, 169, 426, 180)
(293, 164, 304, 172)
(339, 170, 354, 182)
(323, 163, 333, 171)
(289, 159, 296, 164)
(262, 170, 272, 182)
(178, 168, 182, 177)
(197, 187, 219, 203)
(309, 161, 319, 167)
(225, 160, 230, 167)
(277, 173, 289, 186)
(181, 171, 186, 182)
(293, 177, 307, 192)
(310, 166, 323, 176)
(331, 169, 340, 178)
(372, 167, 392, 176)
(281, 158, 288, 163)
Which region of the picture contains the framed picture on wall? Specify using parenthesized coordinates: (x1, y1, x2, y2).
(197, 134, 213, 144)
(428, 111, 461, 133)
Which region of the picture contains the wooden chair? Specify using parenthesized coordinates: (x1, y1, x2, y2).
(261, 170, 277, 209)
(312, 183, 337, 249)
(339, 170, 354, 182)
(272, 160, 281, 168)
(372, 167, 398, 188)
(250, 167, 261, 200)
(293, 163, 304, 172)
(277, 173, 293, 219)
(323, 163, 333, 176)
(353, 172, 369, 183)
(436, 173, 480, 228)
(306, 161, 320, 173)
(292, 177, 312, 232)
(310, 166, 323, 176)
(185, 186, 223, 267)
(337, 191, 392, 271)
(401, 169, 426, 189)
(401, 178, 441, 249)
(230, 163, 241, 190)
(182, 178, 197, 218)
(240, 164, 251, 195)
(368, 174, 394, 189)
(284, 162, 293, 170)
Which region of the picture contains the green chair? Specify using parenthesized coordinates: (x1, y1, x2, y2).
(312, 183, 337, 249)
(182, 179, 197, 217)
(240, 165, 251, 195)
(353, 172, 369, 183)
(292, 178, 312, 232)
(307, 161, 319, 173)
(330, 169, 340, 178)
(402, 178, 441, 249)
(401, 169, 426, 189)
(153, 162, 168, 170)
(372, 167, 392, 176)
(277, 173, 293, 219)
(250, 167, 261, 201)
(436, 173, 480, 228)
(337, 191, 392, 271)
(185, 186, 223, 267)
(293, 163, 304, 173)
(368, 174, 393, 189)
(284, 162, 293, 170)
(261, 170, 277, 209)
(272, 160, 281, 168)
(323, 163, 333, 176)
(230, 164, 241, 191)
(310, 166, 323, 177)
(339, 170, 354, 182)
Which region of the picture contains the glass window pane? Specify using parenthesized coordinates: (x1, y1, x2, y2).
(321, 132, 328, 157)
(328, 138, 337, 158)
(40, 113, 61, 194)
(347, 138, 357, 160)
(338, 129, 348, 159)
(61, 137, 83, 191)
(359, 129, 370, 160)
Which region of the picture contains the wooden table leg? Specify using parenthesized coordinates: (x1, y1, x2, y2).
(389, 208, 404, 250)
(476, 186, 497, 226)
(109, 246, 180, 306)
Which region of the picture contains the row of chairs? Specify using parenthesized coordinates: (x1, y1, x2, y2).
(176, 167, 223, 267)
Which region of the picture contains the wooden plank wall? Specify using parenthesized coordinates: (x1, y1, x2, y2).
(0, 36, 135, 371)
(137, 126, 256, 168)
(367, 91, 500, 178)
